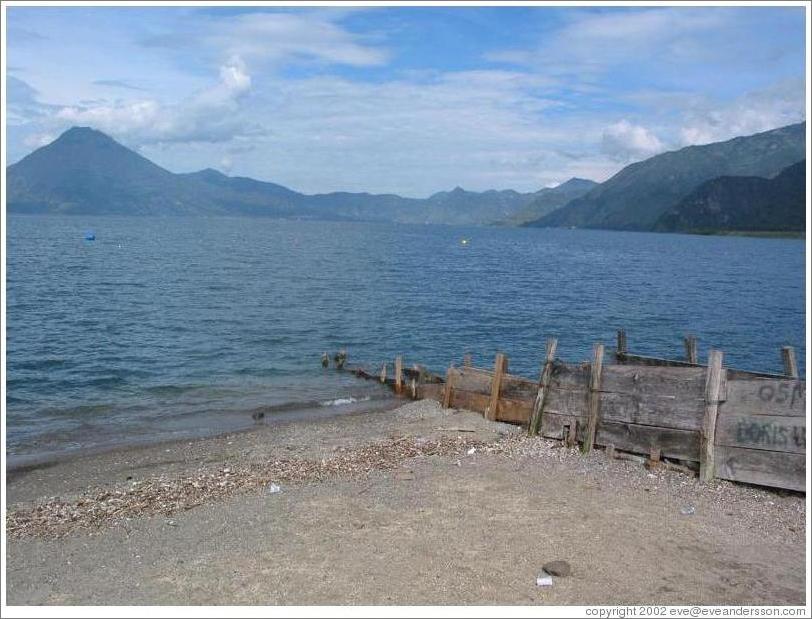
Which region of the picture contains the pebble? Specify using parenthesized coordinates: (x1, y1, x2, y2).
(542, 560, 571, 577)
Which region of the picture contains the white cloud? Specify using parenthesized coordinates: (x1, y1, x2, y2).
(143, 11, 388, 68)
(23, 132, 56, 148)
(55, 57, 261, 145)
(131, 69, 615, 195)
(218, 12, 387, 67)
(678, 79, 805, 145)
(486, 8, 726, 76)
(601, 120, 665, 162)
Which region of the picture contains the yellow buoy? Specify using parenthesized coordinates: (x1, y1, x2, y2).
(461, 238, 469, 245)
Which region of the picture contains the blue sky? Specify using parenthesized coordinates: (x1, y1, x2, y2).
(6, 5, 807, 196)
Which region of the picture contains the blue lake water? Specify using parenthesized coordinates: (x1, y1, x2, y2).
(5, 215, 806, 461)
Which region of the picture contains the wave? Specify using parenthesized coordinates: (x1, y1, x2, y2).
(320, 395, 371, 407)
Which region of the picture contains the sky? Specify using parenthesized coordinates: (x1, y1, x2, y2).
(5, 4, 808, 197)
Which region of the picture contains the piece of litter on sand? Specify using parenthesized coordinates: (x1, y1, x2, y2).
(467, 447, 477, 455)
(536, 572, 553, 587)
(267, 483, 282, 494)
(680, 505, 696, 516)
(166, 520, 177, 527)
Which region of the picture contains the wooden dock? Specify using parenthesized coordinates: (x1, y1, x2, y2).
(335, 332, 806, 492)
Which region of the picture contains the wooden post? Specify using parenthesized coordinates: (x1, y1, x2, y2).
(684, 335, 698, 364)
(699, 349, 724, 483)
(616, 330, 627, 358)
(781, 346, 798, 378)
(463, 353, 472, 368)
(394, 356, 403, 394)
(528, 338, 558, 436)
(380, 362, 387, 383)
(442, 366, 454, 408)
(487, 353, 508, 421)
(582, 343, 605, 454)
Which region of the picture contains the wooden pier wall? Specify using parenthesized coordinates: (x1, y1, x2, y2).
(364, 332, 806, 492)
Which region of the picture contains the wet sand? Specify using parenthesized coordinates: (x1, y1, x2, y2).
(6, 400, 806, 605)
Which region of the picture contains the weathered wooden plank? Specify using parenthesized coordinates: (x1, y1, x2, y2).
(582, 343, 605, 454)
(782, 346, 799, 378)
(447, 389, 489, 416)
(725, 368, 791, 380)
(540, 411, 568, 439)
(700, 350, 724, 483)
(500, 374, 539, 400)
(495, 397, 533, 424)
(619, 353, 786, 380)
(543, 387, 589, 418)
(487, 353, 508, 421)
(549, 362, 591, 391)
(528, 338, 558, 436)
(714, 445, 805, 492)
(445, 367, 491, 393)
(420, 383, 444, 402)
(600, 365, 707, 397)
(723, 378, 806, 417)
(596, 421, 700, 461)
(615, 353, 700, 368)
(598, 391, 704, 431)
(716, 413, 806, 455)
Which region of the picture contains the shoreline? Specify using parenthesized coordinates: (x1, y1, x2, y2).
(6, 393, 400, 476)
(6, 400, 806, 605)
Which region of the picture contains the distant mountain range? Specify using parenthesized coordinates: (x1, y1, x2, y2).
(526, 122, 806, 232)
(498, 177, 598, 226)
(6, 127, 569, 226)
(6, 123, 807, 235)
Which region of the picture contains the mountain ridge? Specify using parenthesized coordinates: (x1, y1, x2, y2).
(653, 160, 806, 234)
(7, 127, 571, 225)
(526, 122, 806, 231)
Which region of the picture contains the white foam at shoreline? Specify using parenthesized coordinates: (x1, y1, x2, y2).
(320, 395, 371, 407)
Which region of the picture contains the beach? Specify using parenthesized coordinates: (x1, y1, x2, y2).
(6, 400, 806, 605)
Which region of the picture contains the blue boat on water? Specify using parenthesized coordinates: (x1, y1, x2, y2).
(84, 230, 96, 241)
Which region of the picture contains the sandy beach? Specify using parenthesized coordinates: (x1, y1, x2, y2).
(5, 400, 806, 605)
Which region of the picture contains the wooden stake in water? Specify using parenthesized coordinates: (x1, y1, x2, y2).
(782, 346, 798, 378)
(395, 356, 403, 394)
(616, 330, 627, 359)
(684, 335, 698, 364)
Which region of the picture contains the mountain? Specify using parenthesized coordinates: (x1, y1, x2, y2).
(5, 127, 226, 216)
(653, 160, 806, 234)
(6, 127, 549, 225)
(527, 122, 806, 231)
(502, 178, 597, 225)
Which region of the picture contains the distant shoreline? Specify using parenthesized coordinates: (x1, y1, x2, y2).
(7, 211, 805, 239)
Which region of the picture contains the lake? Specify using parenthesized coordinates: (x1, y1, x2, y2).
(5, 215, 806, 462)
